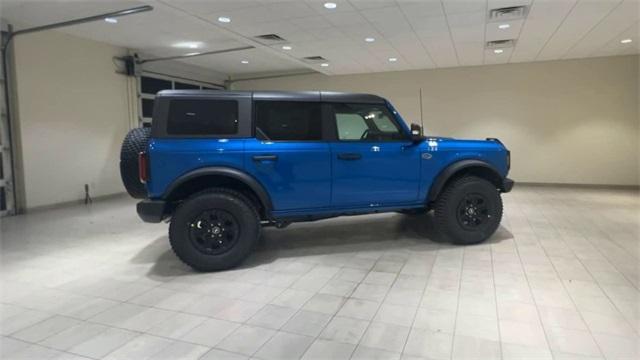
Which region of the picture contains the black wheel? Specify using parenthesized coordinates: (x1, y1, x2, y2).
(120, 127, 151, 199)
(169, 189, 260, 271)
(434, 176, 503, 245)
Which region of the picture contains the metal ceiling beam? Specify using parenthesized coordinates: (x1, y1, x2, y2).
(137, 45, 254, 64)
(7, 5, 153, 42)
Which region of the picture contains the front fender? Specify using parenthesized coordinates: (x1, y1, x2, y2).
(427, 159, 505, 203)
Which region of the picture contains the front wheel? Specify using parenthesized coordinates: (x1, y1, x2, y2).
(169, 189, 260, 271)
(434, 176, 503, 245)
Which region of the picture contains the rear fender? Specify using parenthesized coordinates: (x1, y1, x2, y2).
(163, 167, 273, 217)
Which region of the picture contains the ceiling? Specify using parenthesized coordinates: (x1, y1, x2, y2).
(2, 0, 639, 77)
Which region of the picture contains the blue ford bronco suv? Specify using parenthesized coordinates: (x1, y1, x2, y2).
(120, 90, 513, 271)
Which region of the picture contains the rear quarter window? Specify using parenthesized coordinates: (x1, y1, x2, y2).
(166, 99, 238, 136)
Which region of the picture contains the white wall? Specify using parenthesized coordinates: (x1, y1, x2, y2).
(12, 29, 232, 209)
(233, 56, 640, 186)
(13, 30, 133, 208)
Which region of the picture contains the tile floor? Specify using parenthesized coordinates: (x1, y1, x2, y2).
(0, 185, 638, 360)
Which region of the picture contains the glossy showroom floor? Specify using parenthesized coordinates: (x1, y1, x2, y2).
(1, 185, 638, 360)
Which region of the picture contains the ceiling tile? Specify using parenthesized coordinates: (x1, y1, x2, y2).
(536, 0, 622, 61)
(398, 0, 444, 18)
(590, 21, 639, 57)
(563, 0, 639, 59)
(324, 10, 369, 27)
(348, 0, 392, 11)
(1, 0, 637, 77)
(510, 0, 578, 63)
(455, 41, 485, 66)
(416, 35, 459, 68)
(442, 0, 487, 15)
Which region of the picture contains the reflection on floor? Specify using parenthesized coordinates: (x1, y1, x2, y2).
(1, 185, 638, 360)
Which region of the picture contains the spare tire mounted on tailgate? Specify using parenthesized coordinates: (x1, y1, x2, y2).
(120, 127, 151, 199)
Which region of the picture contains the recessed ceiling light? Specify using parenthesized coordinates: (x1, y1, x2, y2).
(498, 24, 510, 30)
(320, 63, 329, 67)
(324, 2, 337, 9)
(493, 49, 504, 54)
(173, 42, 203, 49)
(388, 57, 397, 62)
(365, 37, 375, 43)
(241, 60, 249, 64)
(282, 45, 292, 50)
(104, 17, 118, 24)
(621, 38, 632, 44)
(218, 16, 231, 23)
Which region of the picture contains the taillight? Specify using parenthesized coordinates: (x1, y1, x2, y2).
(138, 152, 148, 183)
(506, 150, 511, 170)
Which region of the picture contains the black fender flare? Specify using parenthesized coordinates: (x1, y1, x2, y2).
(163, 167, 273, 214)
(427, 159, 504, 203)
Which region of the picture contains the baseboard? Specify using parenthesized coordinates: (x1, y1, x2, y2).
(517, 182, 640, 191)
(22, 192, 130, 214)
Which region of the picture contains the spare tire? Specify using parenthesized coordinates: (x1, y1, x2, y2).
(120, 127, 151, 199)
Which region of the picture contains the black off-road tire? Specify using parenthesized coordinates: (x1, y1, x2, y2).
(120, 127, 151, 199)
(434, 176, 503, 245)
(169, 189, 260, 272)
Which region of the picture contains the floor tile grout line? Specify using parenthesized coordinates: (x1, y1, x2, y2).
(489, 243, 504, 360)
(6, 262, 317, 360)
(503, 193, 556, 357)
(550, 188, 639, 291)
(249, 260, 366, 359)
(399, 243, 439, 357)
(446, 246, 465, 360)
(566, 187, 639, 286)
(175, 258, 323, 359)
(534, 187, 640, 339)
(520, 187, 607, 358)
(344, 254, 412, 360)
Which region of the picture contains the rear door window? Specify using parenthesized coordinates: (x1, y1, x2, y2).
(166, 99, 238, 136)
(255, 101, 322, 141)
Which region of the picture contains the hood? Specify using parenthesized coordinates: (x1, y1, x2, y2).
(423, 136, 507, 151)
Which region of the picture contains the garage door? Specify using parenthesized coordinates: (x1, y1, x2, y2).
(0, 54, 13, 216)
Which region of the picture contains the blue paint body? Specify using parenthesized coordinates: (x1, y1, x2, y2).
(145, 100, 509, 220)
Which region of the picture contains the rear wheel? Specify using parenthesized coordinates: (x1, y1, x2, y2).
(169, 189, 260, 271)
(434, 176, 503, 245)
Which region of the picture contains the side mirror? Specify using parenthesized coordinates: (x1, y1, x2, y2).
(410, 123, 424, 143)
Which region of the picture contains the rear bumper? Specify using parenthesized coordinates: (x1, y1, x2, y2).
(137, 200, 167, 223)
(502, 178, 515, 193)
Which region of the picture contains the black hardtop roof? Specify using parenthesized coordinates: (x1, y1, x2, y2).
(155, 90, 387, 104)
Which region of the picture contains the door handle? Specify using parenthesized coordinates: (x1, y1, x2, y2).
(252, 155, 278, 162)
(337, 153, 362, 160)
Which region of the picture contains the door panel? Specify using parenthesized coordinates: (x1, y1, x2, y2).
(244, 139, 330, 210)
(331, 142, 420, 206)
(245, 100, 330, 211)
(328, 102, 421, 207)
